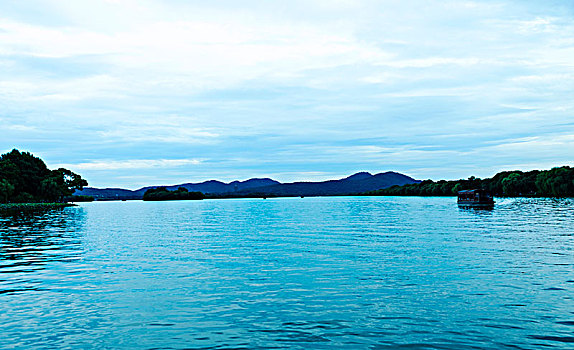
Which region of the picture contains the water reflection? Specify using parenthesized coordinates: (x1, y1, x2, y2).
(0, 207, 86, 294)
(0, 198, 572, 349)
(458, 206, 494, 214)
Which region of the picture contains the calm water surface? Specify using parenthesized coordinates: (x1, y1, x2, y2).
(0, 196, 573, 349)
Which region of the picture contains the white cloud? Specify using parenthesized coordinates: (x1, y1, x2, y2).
(0, 75, 123, 102)
(0, 12, 390, 93)
(58, 158, 203, 171)
(1, 0, 574, 186)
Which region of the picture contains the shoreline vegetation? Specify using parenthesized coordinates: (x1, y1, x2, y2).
(143, 187, 205, 201)
(364, 166, 574, 198)
(69, 195, 94, 202)
(0, 203, 76, 211)
(1, 149, 573, 205)
(0, 149, 88, 206)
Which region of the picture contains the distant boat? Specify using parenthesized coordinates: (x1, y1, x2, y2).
(457, 189, 494, 208)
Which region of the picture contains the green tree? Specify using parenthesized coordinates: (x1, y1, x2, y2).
(0, 149, 50, 199)
(369, 166, 572, 198)
(0, 149, 88, 203)
(143, 187, 204, 201)
(0, 179, 15, 203)
(452, 183, 463, 194)
(40, 177, 63, 202)
(501, 172, 522, 196)
(536, 167, 574, 197)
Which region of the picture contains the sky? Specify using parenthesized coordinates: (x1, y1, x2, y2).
(1, 0, 573, 189)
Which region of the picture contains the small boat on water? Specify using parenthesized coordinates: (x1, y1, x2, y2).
(457, 189, 494, 208)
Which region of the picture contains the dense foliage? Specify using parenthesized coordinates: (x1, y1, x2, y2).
(68, 195, 94, 202)
(366, 167, 574, 197)
(0, 149, 88, 203)
(143, 187, 205, 201)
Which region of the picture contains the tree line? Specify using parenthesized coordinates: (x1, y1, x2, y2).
(0, 149, 88, 203)
(366, 166, 574, 197)
(143, 187, 205, 201)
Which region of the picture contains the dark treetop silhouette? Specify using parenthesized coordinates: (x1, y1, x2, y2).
(143, 187, 205, 201)
(0, 149, 87, 203)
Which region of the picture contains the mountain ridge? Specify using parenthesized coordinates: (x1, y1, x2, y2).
(75, 171, 419, 200)
(231, 171, 417, 197)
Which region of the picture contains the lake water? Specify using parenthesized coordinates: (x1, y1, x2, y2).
(0, 196, 573, 349)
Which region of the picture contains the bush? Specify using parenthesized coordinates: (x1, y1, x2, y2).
(143, 187, 205, 201)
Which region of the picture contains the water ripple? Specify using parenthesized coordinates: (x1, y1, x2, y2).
(0, 197, 573, 349)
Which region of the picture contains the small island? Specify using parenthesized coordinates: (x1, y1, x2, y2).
(143, 187, 205, 201)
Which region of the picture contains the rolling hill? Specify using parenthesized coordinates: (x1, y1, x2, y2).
(75, 172, 418, 200)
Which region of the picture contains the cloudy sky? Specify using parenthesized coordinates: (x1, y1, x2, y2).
(1, 0, 573, 188)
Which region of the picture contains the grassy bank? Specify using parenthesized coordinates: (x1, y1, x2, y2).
(0, 203, 76, 211)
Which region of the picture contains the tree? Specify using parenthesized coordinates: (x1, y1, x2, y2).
(39, 168, 88, 202)
(0, 179, 15, 203)
(452, 183, 463, 194)
(536, 167, 574, 197)
(0, 149, 50, 199)
(40, 177, 63, 202)
(369, 166, 572, 198)
(0, 149, 88, 203)
(143, 187, 204, 201)
(501, 173, 521, 196)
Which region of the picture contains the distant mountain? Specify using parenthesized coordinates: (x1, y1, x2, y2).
(134, 178, 280, 196)
(233, 172, 418, 197)
(75, 172, 418, 200)
(76, 178, 280, 200)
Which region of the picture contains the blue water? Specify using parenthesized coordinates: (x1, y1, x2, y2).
(0, 196, 573, 349)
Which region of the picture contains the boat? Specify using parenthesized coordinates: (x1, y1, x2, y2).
(457, 189, 494, 208)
